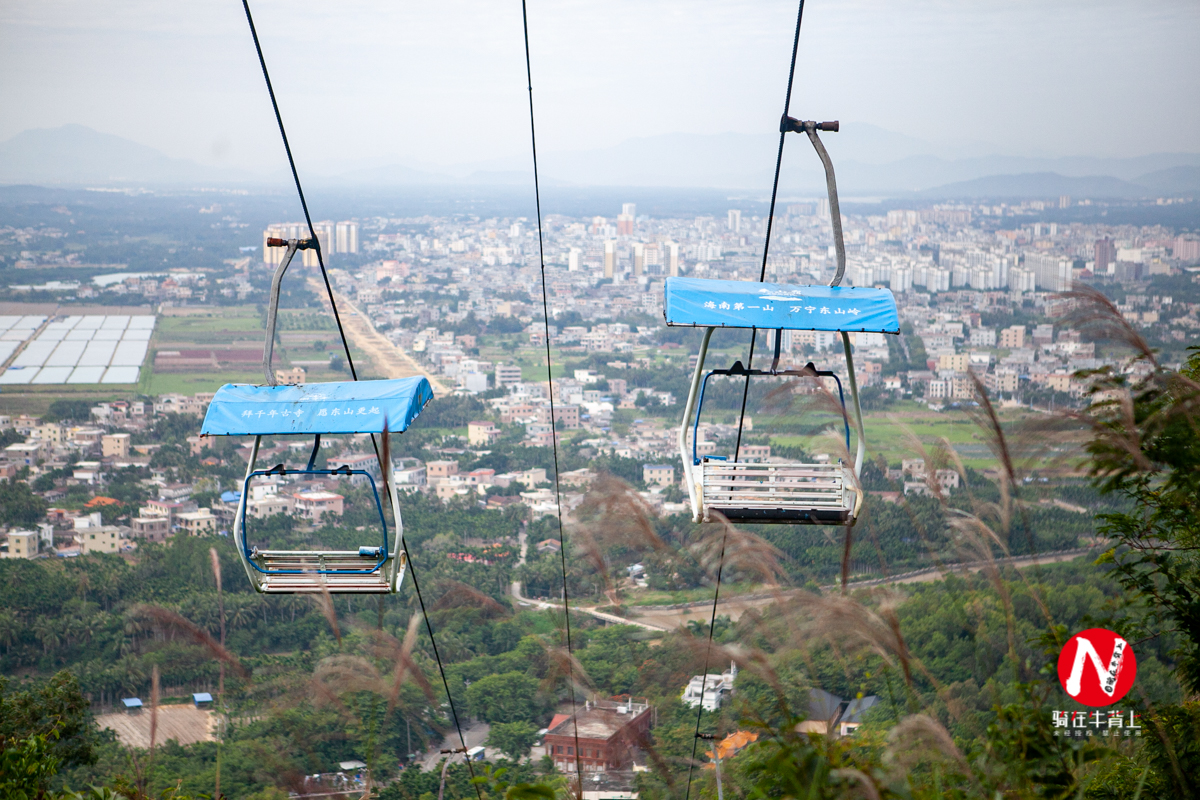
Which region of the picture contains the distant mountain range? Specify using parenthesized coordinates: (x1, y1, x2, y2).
(0, 124, 250, 186)
(2, 124, 1198, 200)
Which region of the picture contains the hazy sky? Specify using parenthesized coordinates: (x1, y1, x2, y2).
(2, 0, 1198, 175)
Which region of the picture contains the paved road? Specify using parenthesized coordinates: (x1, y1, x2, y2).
(420, 720, 490, 770)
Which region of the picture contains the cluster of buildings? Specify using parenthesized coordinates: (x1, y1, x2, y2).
(0, 392, 355, 559)
(275, 201, 1195, 412)
(293, 200, 1196, 340)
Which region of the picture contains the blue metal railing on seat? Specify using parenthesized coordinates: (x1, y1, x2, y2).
(240, 466, 389, 576)
(692, 361, 850, 465)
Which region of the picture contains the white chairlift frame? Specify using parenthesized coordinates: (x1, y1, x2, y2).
(678, 327, 865, 526)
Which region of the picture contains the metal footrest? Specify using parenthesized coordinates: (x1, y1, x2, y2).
(258, 574, 394, 593)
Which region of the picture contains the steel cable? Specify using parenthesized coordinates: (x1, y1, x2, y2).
(519, 1, 585, 792)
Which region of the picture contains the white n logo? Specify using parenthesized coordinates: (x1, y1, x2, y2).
(1065, 635, 1127, 698)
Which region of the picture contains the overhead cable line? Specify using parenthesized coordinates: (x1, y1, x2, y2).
(519, 1, 585, 792)
(685, 3, 808, 800)
(239, 4, 481, 795)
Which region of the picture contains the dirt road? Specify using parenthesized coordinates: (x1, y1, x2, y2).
(307, 278, 447, 394)
(626, 549, 1094, 630)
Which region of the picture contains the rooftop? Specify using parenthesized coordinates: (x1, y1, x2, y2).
(294, 491, 343, 501)
(546, 699, 650, 741)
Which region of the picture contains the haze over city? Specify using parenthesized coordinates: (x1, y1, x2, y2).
(2, 0, 1198, 182)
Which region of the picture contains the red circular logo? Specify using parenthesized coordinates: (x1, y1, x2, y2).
(1057, 628, 1137, 706)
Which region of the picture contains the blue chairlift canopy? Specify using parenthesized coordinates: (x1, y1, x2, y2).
(664, 277, 900, 334)
(200, 377, 433, 437)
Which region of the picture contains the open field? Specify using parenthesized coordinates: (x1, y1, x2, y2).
(0, 385, 132, 416)
(142, 304, 369, 394)
(770, 403, 1082, 470)
(96, 706, 217, 748)
(156, 308, 265, 341)
(140, 369, 259, 396)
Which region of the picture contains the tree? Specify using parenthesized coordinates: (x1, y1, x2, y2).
(0, 482, 47, 527)
(487, 316, 525, 335)
(0, 609, 18, 655)
(0, 732, 61, 800)
(0, 670, 98, 775)
(486, 721, 539, 761)
(44, 399, 94, 423)
(466, 672, 541, 724)
(1089, 347, 1200, 689)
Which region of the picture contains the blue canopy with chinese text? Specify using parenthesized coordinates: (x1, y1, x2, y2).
(663, 277, 899, 333)
(200, 377, 433, 436)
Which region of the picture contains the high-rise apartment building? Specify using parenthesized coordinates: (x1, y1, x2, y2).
(1094, 238, 1116, 274)
(310, 221, 334, 263)
(643, 242, 661, 274)
(1009, 266, 1036, 293)
(604, 240, 616, 279)
(727, 209, 741, 233)
(665, 241, 680, 277)
(616, 203, 636, 236)
(1024, 252, 1072, 291)
(336, 221, 359, 254)
(1176, 236, 1200, 263)
(632, 242, 645, 276)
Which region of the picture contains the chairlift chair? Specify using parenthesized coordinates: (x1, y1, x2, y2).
(667, 115, 899, 527)
(198, 236, 433, 593)
(666, 277, 899, 526)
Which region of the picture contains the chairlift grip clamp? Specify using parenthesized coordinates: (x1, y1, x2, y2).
(266, 237, 318, 250)
(780, 115, 839, 134)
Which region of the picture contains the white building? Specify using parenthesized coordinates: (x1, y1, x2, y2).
(335, 221, 359, 254)
(681, 662, 737, 711)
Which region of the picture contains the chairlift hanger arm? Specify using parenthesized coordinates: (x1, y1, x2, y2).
(262, 237, 318, 387)
(779, 116, 845, 288)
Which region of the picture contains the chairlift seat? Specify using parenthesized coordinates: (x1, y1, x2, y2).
(697, 460, 858, 524)
(200, 377, 432, 593)
(249, 550, 409, 594)
(667, 277, 896, 526)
